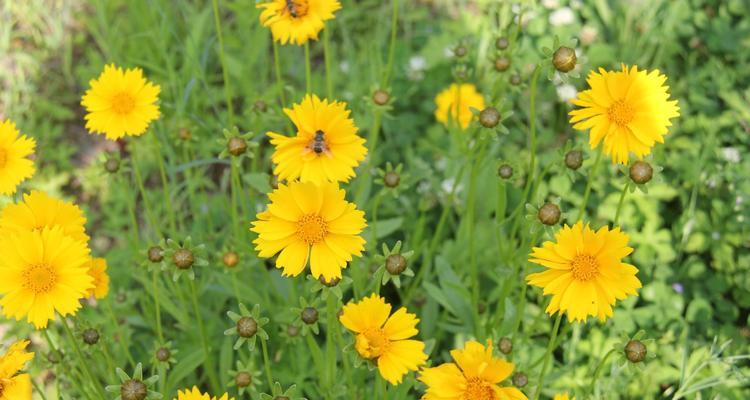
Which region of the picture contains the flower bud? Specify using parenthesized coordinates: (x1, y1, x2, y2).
(105, 158, 120, 173)
(121, 380, 148, 400)
(494, 57, 511, 72)
(498, 337, 513, 354)
(235, 371, 252, 388)
(82, 328, 100, 345)
(147, 246, 164, 263)
(372, 89, 390, 106)
(479, 107, 501, 128)
(319, 276, 341, 287)
(629, 161, 653, 184)
(565, 150, 583, 170)
(156, 347, 171, 362)
(46, 350, 63, 364)
(386, 254, 407, 275)
(254, 100, 268, 113)
(287, 325, 300, 337)
(454, 45, 467, 58)
(510, 74, 521, 86)
(227, 137, 248, 157)
(624, 340, 647, 363)
(237, 317, 258, 338)
(512, 372, 528, 388)
(498, 164, 513, 179)
(223, 251, 240, 268)
(552, 46, 577, 73)
(173, 248, 194, 269)
(495, 37, 509, 50)
(178, 127, 192, 141)
(384, 171, 400, 188)
(537, 203, 561, 225)
(301, 307, 319, 325)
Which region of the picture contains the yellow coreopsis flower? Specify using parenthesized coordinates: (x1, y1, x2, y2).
(0, 340, 34, 400)
(85, 258, 110, 299)
(175, 386, 233, 400)
(257, 0, 341, 45)
(553, 394, 574, 400)
(420, 340, 527, 400)
(267, 94, 367, 184)
(251, 181, 366, 280)
(569, 64, 680, 164)
(339, 294, 427, 384)
(526, 222, 642, 322)
(81, 64, 161, 140)
(0, 190, 89, 243)
(434, 83, 486, 130)
(0, 120, 35, 196)
(0, 227, 92, 329)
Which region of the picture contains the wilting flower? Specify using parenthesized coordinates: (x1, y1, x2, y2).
(0, 340, 34, 400)
(526, 222, 642, 322)
(81, 64, 161, 140)
(251, 181, 366, 281)
(85, 257, 110, 299)
(339, 294, 427, 384)
(569, 64, 679, 164)
(0, 227, 92, 329)
(434, 83, 486, 130)
(175, 386, 233, 400)
(0, 119, 35, 196)
(267, 95, 367, 184)
(0, 190, 89, 243)
(420, 340, 527, 400)
(257, 0, 341, 45)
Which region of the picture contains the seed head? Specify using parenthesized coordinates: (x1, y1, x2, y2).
(301, 307, 319, 325)
(494, 57, 511, 72)
(235, 371, 252, 388)
(385, 254, 407, 275)
(237, 317, 258, 338)
(565, 150, 583, 170)
(156, 347, 171, 362)
(625, 340, 647, 363)
(223, 251, 240, 268)
(147, 246, 164, 263)
(552, 46, 577, 73)
(538, 203, 561, 226)
(105, 158, 120, 173)
(495, 37, 509, 50)
(121, 380, 148, 400)
(372, 89, 390, 106)
(498, 337, 513, 354)
(227, 137, 248, 157)
(629, 161, 653, 184)
(512, 372, 528, 388)
(82, 328, 100, 345)
(498, 164, 513, 179)
(383, 171, 401, 188)
(479, 107, 501, 128)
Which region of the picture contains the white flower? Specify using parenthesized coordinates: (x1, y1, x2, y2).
(542, 0, 559, 9)
(721, 147, 740, 163)
(549, 7, 575, 26)
(339, 61, 350, 73)
(581, 25, 598, 45)
(409, 56, 426, 72)
(556, 84, 578, 102)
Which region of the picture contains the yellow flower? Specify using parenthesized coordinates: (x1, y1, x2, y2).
(251, 181, 366, 280)
(81, 64, 161, 140)
(569, 64, 680, 164)
(0, 340, 34, 400)
(0, 227, 92, 329)
(526, 222, 642, 322)
(420, 340, 527, 400)
(553, 394, 574, 400)
(0, 190, 89, 243)
(339, 294, 427, 384)
(175, 386, 233, 400)
(268, 94, 367, 184)
(0, 120, 35, 196)
(434, 83, 486, 130)
(257, 0, 341, 45)
(86, 258, 110, 299)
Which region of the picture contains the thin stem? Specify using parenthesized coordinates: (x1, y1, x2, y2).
(105, 297, 136, 366)
(354, 110, 383, 205)
(212, 0, 235, 125)
(152, 270, 164, 342)
(370, 191, 384, 245)
(189, 279, 221, 391)
(230, 158, 241, 243)
(576, 146, 604, 221)
(587, 348, 617, 397)
(152, 133, 177, 234)
(467, 136, 489, 338)
(131, 149, 162, 239)
(376, 374, 386, 399)
(325, 293, 338, 397)
(61, 319, 107, 398)
(532, 312, 563, 400)
(31, 378, 50, 400)
(323, 26, 334, 98)
(260, 337, 275, 390)
(304, 42, 312, 93)
(99, 345, 117, 381)
(272, 41, 287, 108)
(613, 181, 629, 225)
(381, 0, 399, 87)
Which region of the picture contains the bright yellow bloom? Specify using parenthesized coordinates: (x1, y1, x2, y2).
(85, 258, 110, 299)
(526, 222, 642, 322)
(0, 340, 34, 400)
(257, 0, 341, 45)
(420, 340, 527, 400)
(553, 394, 574, 400)
(175, 386, 233, 400)
(0, 120, 35, 196)
(569, 64, 680, 164)
(339, 294, 427, 384)
(0, 227, 92, 329)
(268, 94, 367, 184)
(0, 190, 89, 243)
(251, 181, 366, 280)
(434, 83, 486, 130)
(81, 64, 161, 140)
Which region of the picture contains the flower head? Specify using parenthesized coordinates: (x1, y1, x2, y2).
(0, 340, 34, 400)
(0, 120, 35, 196)
(339, 294, 427, 384)
(267, 95, 367, 184)
(0, 227, 92, 329)
(526, 222, 642, 322)
(434, 83, 486, 130)
(0, 190, 89, 243)
(86, 257, 110, 299)
(553, 394, 574, 400)
(81, 64, 161, 140)
(175, 386, 233, 400)
(420, 340, 527, 400)
(257, 0, 341, 45)
(251, 181, 366, 281)
(569, 64, 679, 164)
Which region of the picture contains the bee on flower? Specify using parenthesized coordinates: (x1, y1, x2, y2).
(257, 0, 342, 45)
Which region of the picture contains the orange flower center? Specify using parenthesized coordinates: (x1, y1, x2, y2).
(22, 264, 58, 294)
(111, 92, 136, 115)
(571, 253, 599, 281)
(296, 214, 327, 245)
(355, 328, 391, 359)
(607, 99, 634, 126)
(463, 377, 496, 400)
(284, 0, 309, 18)
(0, 149, 7, 168)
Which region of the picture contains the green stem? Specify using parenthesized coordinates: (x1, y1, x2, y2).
(532, 312, 563, 400)
(105, 297, 135, 366)
(325, 293, 338, 397)
(152, 270, 164, 342)
(31, 377, 49, 400)
(323, 26, 334, 98)
(152, 133, 177, 234)
(158, 364, 167, 395)
(467, 136, 489, 338)
(304, 42, 312, 93)
(61, 319, 107, 398)
(131, 148, 162, 239)
(230, 158, 241, 243)
(212, 0, 235, 125)
(376, 373, 386, 399)
(354, 110, 383, 205)
(260, 337, 275, 390)
(370, 191, 384, 246)
(587, 348, 617, 397)
(99, 345, 117, 381)
(613, 181, 629, 225)
(188, 279, 221, 391)
(272, 41, 287, 108)
(576, 146, 604, 221)
(381, 0, 399, 87)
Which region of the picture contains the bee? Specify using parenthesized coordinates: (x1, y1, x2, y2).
(312, 130, 326, 154)
(286, 0, 300, 18)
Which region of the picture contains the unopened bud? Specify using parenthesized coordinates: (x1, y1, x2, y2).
(495, 37, 509, 50)
(625, 340, 647, 363)
(565, 150, 583, 170)
(479, 107, 501, 128)
(629, 161, 653, 184)
(227, 137, 248, 157)
(498, 337, 513, 354)
(494, 57, 511, 72)
(386, 254, 407, 275)
(538, 203, 561, 225)
(301, 307, 319, 325)
(173, 248, 194, 269)
(552, 46, 577, 73)
(372, 90, 390, 106)
(237, 317, 258, 338)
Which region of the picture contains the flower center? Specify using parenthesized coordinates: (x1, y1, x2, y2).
(22, 264, 58, 294)
(0, 149, 7, 168)
(355, 328, 390, 359)
(284, 0, 309, 18)
(571, 253, 599, 281)
(296, 214, 327, 245)
(111, 92, 136, 115)
(607, 99, 634, 126)
(463, 377, 496, 400)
